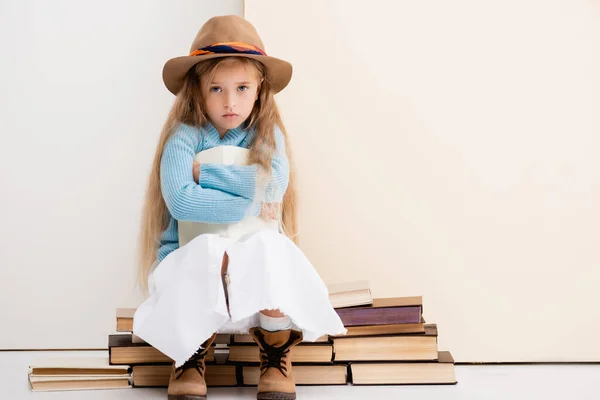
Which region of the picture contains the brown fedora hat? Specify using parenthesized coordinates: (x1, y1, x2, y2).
(162, 15, 292, 95)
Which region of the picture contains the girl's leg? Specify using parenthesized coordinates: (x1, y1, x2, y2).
(250, 323, 302, 400)
(167, 252, 231, 400)
(260, 309, 284, 318)
(259, 309, 293, 331)
(167, 333, 216, 400)
(253, 278, 298, 399)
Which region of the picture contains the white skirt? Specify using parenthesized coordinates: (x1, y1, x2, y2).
(133, 229, 347, 367)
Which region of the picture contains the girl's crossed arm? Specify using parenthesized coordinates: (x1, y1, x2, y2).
(161, 127, 261, 223)
(196, 126, 290, 203)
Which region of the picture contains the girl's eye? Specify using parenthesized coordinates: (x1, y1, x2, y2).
(210, 87, 222, 93)
(238, 85, 249, 92)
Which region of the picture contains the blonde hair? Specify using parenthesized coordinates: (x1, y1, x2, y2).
(137, 57, 298, 292)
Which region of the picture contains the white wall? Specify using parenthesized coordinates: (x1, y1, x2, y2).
(245, 0, 600, 362)
(0, 0, 243, 349)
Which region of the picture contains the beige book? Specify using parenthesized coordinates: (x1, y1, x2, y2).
(132, 364, 237, 387)
(110, 346, 174, 365)
(243, 364, 348, 385)
(232, 333, 329, 344)
(229, 344, 333, 363)
(29, 376, 131, 392)
(29, 356, 129, 376)
(350, 351, 456, 385)
(110, 344, 216, 365)
(327, 280, 373, 308)
(333, 324, 438, 361)
(28, 357, 131, 392)
(109, 334, 215, 364)
(332, 323, 425, 337)
(116, 308, 136, 332)
(193, 145, 250, 165)
(369, 296, 423, 308)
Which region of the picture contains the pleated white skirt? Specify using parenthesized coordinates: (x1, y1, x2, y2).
(133, 229, 346, 367)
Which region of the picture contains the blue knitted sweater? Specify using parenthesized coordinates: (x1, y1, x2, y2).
(157, 122, 289, 261)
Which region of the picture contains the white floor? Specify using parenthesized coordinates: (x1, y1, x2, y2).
(4, 350, 599, 400)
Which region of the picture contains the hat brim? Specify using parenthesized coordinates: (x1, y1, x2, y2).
(162, 53, 292, 95)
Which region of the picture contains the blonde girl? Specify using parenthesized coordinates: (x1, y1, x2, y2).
(133, 15, 345, 400)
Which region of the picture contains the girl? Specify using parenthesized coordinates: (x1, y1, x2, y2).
(133, 15, 346, 400)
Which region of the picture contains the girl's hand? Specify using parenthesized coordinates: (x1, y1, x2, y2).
(260, 203, 280, 220)
(193, 161, 200, 183)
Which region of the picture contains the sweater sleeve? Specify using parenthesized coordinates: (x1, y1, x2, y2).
(160, 124, 261, 223)
(198, 126, 290, 202)
(157, 218, 179, 262)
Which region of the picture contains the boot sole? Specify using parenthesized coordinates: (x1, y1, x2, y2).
(168, 396, 207, 400)
(257, 393, 296, 400)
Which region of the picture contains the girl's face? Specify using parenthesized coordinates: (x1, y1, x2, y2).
(203, 62, 261, 135)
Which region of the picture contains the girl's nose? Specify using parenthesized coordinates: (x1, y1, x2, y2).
(224, 93, 235, 109)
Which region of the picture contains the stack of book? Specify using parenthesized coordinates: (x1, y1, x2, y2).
(113, 281, 456, 387)
(112, 309, 343, 386)
(27, 357, 131, 391)
(28, 280, 456, 391)
(327, 281, 456, 385)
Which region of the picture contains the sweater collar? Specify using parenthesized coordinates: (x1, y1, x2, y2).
(204, 122, 249, 144)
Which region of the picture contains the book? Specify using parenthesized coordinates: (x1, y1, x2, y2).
(214, 347, 230, 364)
(116, 308, 136, 332)
(29, 376, 131, 392)
(115, 309, 231, 344)
(350, 351, 456, 385)
(242, 364, 348, 386)
(132, 364, 237, 387)
(332, 322, 425, 338)
(327, 280, 373, 309)
(193, 145, 250, 165)
(228, 343, 334, 363)
(29, 356, 130, 376)
(335, 297, 423, 326)
(178, 146, 278, 246)
(108, 334, 215, 365)
(28, 357, 131, 392)
(333, 324, 438, 361)
(232, 334, 329, 344)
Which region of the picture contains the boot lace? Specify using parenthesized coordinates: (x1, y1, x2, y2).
(175, 347, 208, 379)
(259, 346, 290, 377)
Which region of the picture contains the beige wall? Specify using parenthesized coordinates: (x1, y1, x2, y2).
(0, 0, 243, 350)
(245, 0, 600, 362)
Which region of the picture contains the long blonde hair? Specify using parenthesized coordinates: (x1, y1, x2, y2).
(137, 57, 298, 292)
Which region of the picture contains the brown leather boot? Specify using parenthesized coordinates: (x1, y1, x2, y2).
(249, 327, 303, 400)
(167, 333, 217, 400)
